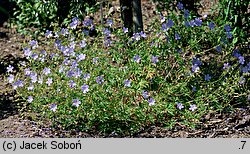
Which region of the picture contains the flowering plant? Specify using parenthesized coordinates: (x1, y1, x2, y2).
(5, 3, 249, 135)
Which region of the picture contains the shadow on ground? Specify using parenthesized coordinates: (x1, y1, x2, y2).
(0, 92, 20, 120)
(0, 55, 27, 120)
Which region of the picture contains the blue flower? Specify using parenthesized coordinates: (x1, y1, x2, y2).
(177, 102, 184, 110)
(40, 50, 47, 55)
(68, 80, 76, 88)
(238, 76, 245, 85)
(123, 27, 128, 33)
(238, 56, 245, 64)
(27, 84, 34, 91)
(189, 20, 195, 27)
(160, 14, 165, 23)
(232, 49, 241, 58)
(70, 17, 79, 29)
(226, 32, 232, 39)
(83, 73, 90, 81)
(224, 24, 231, 32)
(106, 19, 114, 27)
(81, 84, 89, 93)
(189, 18, 202, 27)
(30, 40, 38, 47)
(45, 30, 52, 38)
(30, 72, 37, 83)
(133, 54, 141, 63)
(77, 54, 86, 62)
(161, 23, 168, 31)
(247, 62, 250, 71)
(208, 22, 215, 30)
(70, 60, 78, 69)
(189, 104, 197, 111)
(241, 66, 248, 73)
(140, 31, 147, 38)
(104, 37, 112, 47)
(175, 33, 181, 40)
(83, 17, 93, 27)
(192, 86, 197, 92)
(166, 19, 174, 28)
(151, 55, 159, 64)
(124, 79, 131, 87)
(27, 96, 33, 103)
(223, 63, 230, 71)
(80, 40, 87, 48)
(61, 28, 69, 36)
(7, 74, 14, 83)
(74, 68, 82, 78)
(93, 57, 98, 64)
(194, 18, 202, 26)
(58, 65, 65, 73)
(102, 28, 111, 36)
(6, 65, 14, 73)
(132, 33, 141, 41)
(205, 74, 211, 81)
(177, 2, 184, 10)
(50, 103, 57, 112)
(23, 47, 32, 57)
(31, 53, 39, 60)
(184, 21, 190, 28)
(216, 46, 222, 52)
(96, 76, 104, 85)
(72, 99, 81, 107)
(191, 64, 200, 73)
(142, 91, 149, 99)
(43, 67, 51, 75)
(184, 9, 189, 19)
(24, 68, 31, 76)
(13, 79, 24, 89)
(46, 78, 53, 86)
(82, 29, 89, 36)
(148, 98, 155, 106)
(54, 39, 62, 48)
(67, 70, 75, 78)
(192, 57, 202, 66)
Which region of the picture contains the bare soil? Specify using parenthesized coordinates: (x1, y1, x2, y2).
(0, 0, 249, 138)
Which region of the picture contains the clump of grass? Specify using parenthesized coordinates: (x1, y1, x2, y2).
(4, 3, 249, 135)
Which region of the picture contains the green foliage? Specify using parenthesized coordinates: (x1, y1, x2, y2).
(13, 0, 57, 34)
(12, 0, 98, 35)
(153, 0, 200, 14)
(216, 0, 249, 43)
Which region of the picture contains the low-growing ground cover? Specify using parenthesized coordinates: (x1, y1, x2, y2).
(0, 1, 249, 137)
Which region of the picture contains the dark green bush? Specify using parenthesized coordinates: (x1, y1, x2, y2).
(217, 0, 249, 44)
(12, 0, 98, 35)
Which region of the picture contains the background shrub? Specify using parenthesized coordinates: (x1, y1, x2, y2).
(12, 0, 99, 35)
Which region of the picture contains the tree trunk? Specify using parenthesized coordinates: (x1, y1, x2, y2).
(132, 0, 143, 32)
(119, 0, 133, 36)
(57, 0, 71, 26)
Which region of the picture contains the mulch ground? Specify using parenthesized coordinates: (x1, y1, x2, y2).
(0, 0, 249, 138)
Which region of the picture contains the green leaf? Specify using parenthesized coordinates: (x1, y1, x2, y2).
(232, 37, 238, 44)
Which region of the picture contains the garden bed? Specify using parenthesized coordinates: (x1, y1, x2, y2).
(0, 0, 249, 138)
